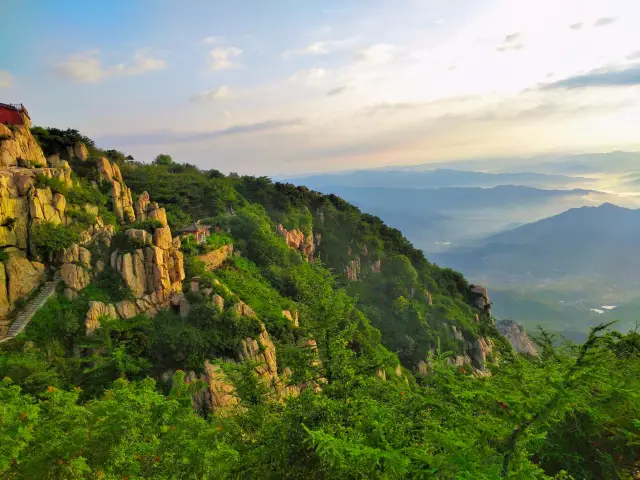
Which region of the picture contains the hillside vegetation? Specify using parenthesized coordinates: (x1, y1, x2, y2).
(0, 127, 637, 479)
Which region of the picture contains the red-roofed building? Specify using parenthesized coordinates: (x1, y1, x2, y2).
(0, 103, 31, 127)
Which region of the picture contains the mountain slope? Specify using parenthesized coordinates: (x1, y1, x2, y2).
(0, 123, 638, 479)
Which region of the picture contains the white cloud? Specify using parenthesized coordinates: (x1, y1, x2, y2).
(202, 36, 225, 45)
(594, 17, 616, 27)
(282, 39, 352, 58)
(627, 50, 640, 61)
(190, 85, 232, 102)
(289, 68, 326, 83)
(0, 70, 14, 88)
(354, 44, 397, 64)
(125, 52, 167, 75)
(208, 47, 242, 71)
(54, 50, 166, 83)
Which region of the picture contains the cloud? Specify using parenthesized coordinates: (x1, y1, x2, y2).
(282, 39, 352, 58)
(189, 85, 232, 102)
(289, 68, 326, 83)
(327, 86, 349, 96)
(496, 33, 524, 53)
(202, 36, 225, 45)
(569, 22, 583, 30)
(360, 96, 476, 116)
(594, 17, 616, 27)
(54, 50, 166, 83)
(541, 64, 640, 89)
(208, 47, 242, 71)
(124, 52, 167, 76)
(503, 33, 520, 43)
(361, 102, 423, 116)
(97, 118, 304, 146)
(354, 44, 398, 64)
(627, 51, 640, 61)
(0, 70, 13, 88)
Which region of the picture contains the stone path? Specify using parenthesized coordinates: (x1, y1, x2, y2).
(0, 279, 59, 343)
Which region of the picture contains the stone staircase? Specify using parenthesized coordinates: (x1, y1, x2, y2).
(0, 279, 59, 343)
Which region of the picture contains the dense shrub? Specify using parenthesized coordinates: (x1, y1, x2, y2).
(31, 222, 81, 256)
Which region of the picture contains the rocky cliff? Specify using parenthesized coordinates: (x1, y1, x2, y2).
(496, 320, 538, 356)
(0, 131, 188, 340)
(276, 224, 315, 262)
(0, 124, 47, 168)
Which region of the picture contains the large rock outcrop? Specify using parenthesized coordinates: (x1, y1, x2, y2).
(0, 124, 47, 168)
(188, 361, 240, 415)
(134, 191, 168, 226)
(469, 285, 491, 312)
(0, 167, 73, 251)
(109, 225, 185, 317)
(276, 224, 315, 262)
(496, 320, 538, 356)
(85, 301, 117, 335)
(96, 157, 135, 223)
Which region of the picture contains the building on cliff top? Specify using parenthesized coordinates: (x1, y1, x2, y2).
(0, 103, 31, 127)
(178, 220, 211, 243)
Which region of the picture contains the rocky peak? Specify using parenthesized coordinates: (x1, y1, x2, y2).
(96, 157, 135, 223)
(469, 285, 491, 313)
(496, 320, 538, 356)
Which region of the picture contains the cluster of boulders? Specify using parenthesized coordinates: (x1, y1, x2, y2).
(0, 129, 106, 336)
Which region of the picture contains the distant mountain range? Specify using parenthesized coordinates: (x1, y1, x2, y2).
(434, 203, 640, 286)
(313, 184, 595, 211)
(287, 168, 587, 190)
(287, 181, 620, 252)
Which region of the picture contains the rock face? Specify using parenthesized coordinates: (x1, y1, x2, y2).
(496, 320, 538, 356)
(85, 301, 117, 335)
(0, 124, 47, 168)
(345, 256, 361, 282)
(96, 157, 135, 223)
(5, 255, 45, 305)
(282, 309, 299, 328)
(469, 336, 494, 371)
(73, 142, 89, 161)
(188, 361, 240, 415)
(470, 285, 491, 312)
(196, 244, 233, 271)
(276, 224, 315, 262)
(238, 325, 279, 386)
(134, 191, 168, 226)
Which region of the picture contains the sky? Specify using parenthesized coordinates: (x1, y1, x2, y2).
(1, 0, 640, 175)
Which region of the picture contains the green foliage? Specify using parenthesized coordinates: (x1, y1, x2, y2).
(65, 208, 97, 227)
(98, 205, 117, 227)
(31, 222, 81, 255)
(0, 250, 8, 262)
(129, 218, 164, 233)
(31, 126, 95, 157)
(153, 153, 174, 165)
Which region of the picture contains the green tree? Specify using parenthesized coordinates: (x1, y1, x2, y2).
(153, 154, 174, 166)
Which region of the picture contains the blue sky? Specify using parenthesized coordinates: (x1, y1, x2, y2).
(1, 0, 640, 175)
